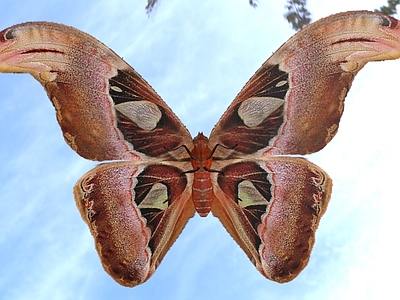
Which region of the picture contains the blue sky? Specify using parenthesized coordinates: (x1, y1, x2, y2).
(0, 0, 399, 299)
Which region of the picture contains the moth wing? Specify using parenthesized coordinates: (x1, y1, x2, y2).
(211, 156, 331, 282)
(74, 160, 195, 287)
(209, 11, 400, 156)
(0, 22, 192, 161)
(207, 10, 400, 282)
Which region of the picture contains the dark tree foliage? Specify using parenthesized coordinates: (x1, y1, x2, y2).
(249, 0, 258, 7)
(283, 0, 399, 31)
(375, 0, 399, 15)
(146, 0, 157, 14)
(146, 0, 259, 13)
(145, 0, 399, 31)
(284, 0, 311, 31)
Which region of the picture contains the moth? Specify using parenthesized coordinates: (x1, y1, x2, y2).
(0, 11, 400, 287)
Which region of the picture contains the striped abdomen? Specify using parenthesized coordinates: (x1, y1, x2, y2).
(190, 133, 214, 217)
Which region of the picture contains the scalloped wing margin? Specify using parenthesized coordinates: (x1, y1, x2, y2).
(74, 161, 195, 287)
(210, 11, 400, 157)
(212, 156, 332, 282)
(0, 22, 192, 161)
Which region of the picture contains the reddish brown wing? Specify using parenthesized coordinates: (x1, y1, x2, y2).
(0, 22, 195, 287)
(74, 161, 195, 287)
(211, 157, 331, 282)
(209, 11, 400, 156)
(3, 12, 400, 288)
(209, 11, 400, 282)
(0, 22, 192, 161)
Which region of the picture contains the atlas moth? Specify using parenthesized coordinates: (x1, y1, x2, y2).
(0, 10, 400, 287)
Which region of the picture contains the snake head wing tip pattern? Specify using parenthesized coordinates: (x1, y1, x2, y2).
(1, 10, 400, 287)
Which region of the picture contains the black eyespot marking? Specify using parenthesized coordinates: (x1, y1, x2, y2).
(381, 15, 398, 29)
(109, 69, 145, 105)
(0, 28, 15, 43)
(5, 29, 15, 40)
(381, 16, 390, 27)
